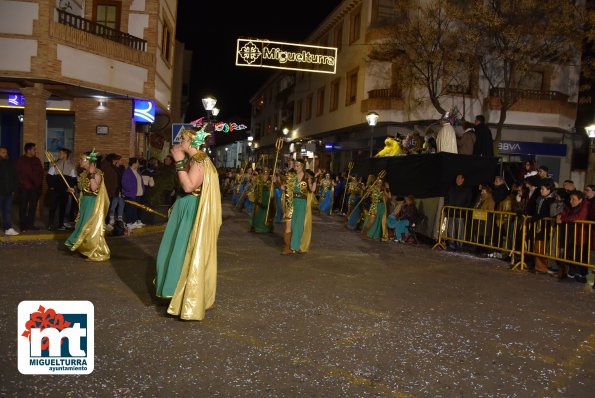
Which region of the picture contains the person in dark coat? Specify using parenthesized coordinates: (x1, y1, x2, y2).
(473, 115, 494, 157)
(15, 142, 44, 231)
(0, 146, 19, 235)
(444, 173, 473, 250)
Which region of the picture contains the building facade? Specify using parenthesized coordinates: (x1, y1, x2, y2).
(0, 0, 179, 162)
(249, 0, 583, 185)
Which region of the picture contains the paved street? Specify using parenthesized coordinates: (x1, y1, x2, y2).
(1, 201, 594, 397)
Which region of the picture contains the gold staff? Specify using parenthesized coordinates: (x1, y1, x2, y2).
(124, 199, 168, 219)
(45, 150, 79, 204)
(265, 137, 284, 225)
(340, 161, 354, 214)
(349, 169, 387, 215)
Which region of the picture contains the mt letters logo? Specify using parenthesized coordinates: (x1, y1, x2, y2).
(18, 301, 94, 374)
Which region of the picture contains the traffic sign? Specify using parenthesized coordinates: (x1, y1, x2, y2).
(171, 123, 194, 144)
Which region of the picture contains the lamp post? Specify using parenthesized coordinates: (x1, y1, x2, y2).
(586, 124, 595, 184)
(366, 111, 379, 158)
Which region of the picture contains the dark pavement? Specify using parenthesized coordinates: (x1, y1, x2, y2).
(1, 201, 594, 397)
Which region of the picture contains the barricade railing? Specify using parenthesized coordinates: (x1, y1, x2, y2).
(522, 216, 595, 271)
(432, 206, 523, 265)
(432, 206, 595, 273)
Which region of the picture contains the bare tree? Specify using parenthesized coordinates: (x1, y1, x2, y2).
(369, 0, 469, 116)
(457, 0, 584, 143)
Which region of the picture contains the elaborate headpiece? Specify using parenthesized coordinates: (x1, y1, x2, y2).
(181, 124, 210, 149)
(81, 148, 98, 163)
(440, 106, 462, 126)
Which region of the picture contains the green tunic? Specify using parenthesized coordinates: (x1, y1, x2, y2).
(155, 194, 199, 297)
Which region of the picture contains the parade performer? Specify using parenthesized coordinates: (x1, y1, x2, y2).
(235, 167, 253, 210)
(155, 125, 222, 321)
(250, 168, 275, 233)
(361, 175, 390, 241)
(65, 150, 110, 261)
(346, 176, 364, 230)
(273, 171, 284, 223)
(318, 172, 334, 215)
(230, 168, 242, 206)
(282, 159, 316, 254)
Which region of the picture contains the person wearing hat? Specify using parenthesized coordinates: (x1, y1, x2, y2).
(436, 113, 458, 154)
(155, 125, 222, 320)
(65, 150, 110, 261)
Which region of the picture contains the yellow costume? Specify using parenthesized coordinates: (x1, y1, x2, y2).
(375, 137, 402, 157)
(166, 152, 222, 320)
(65, 170, 110, 261)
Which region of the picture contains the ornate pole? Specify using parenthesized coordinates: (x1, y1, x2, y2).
(123, 199, 168, 219)
(45, 151, 79, 204)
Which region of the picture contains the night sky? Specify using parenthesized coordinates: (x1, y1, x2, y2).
(176, 1, 343, 125)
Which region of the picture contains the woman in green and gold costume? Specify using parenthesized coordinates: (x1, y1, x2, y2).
(250, 168, 275, 233)
(361, 176, 391, 242)
(65, 150, 110, 261)
(282, 159, 317, 254)
(155, 125, 222, 321)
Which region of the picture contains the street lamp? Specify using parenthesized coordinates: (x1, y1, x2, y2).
(283, 127, 289, 136)
(366, 111, 379, 158)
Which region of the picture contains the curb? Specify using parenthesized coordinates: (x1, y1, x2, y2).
(0, 224, 166, 243)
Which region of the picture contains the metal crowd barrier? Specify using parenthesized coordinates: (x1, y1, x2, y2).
(432, 206, 595, 272)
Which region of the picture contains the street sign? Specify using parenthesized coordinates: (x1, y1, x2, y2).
(171, 123, 194, 144)
(236, 38, 337, 74)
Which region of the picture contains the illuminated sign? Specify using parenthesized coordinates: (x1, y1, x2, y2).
(133, 99, 155, 123)
(8, 94, 25, 107)
(236, 38, 337, 74)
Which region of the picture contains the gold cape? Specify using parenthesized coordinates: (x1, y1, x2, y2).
(70, 176, 110, 261)
(167, 154, 222, 320)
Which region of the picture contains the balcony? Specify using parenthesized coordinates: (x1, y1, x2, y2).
(488, 88, 575, 119)
(489, 87, 569, 102)
(361, 88, 404, 112)
(56, 9, 147, 52)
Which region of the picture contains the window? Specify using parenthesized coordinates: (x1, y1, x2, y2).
(445, 61, 473, 95)
(516, 70, 545, 90)
(349, 6, 362, 44)
(94, 1, 120, 30)
(330, 78, 340, 112)
(316, 86, 325, 117)
(295, 99, 303, 124)
(305, 94, 313, 121)
(161, 18, 173, 65)
(334, 24, 343, 53)
(346, 68, 358, 105)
